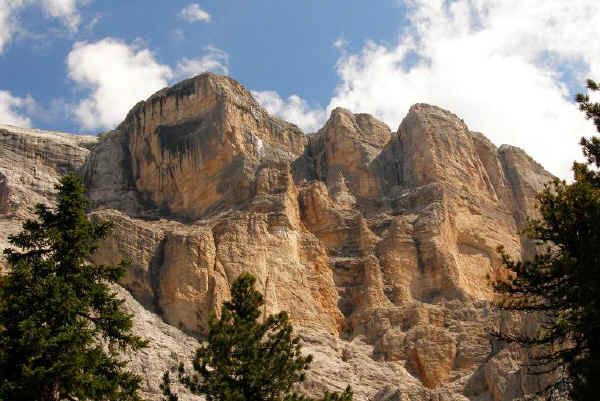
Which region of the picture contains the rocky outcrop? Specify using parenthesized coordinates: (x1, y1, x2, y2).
(116, 285, 202, 401)
(118, 74, 307, 219)
(0, 73, 556, 400)
(0, 124, 96, 261)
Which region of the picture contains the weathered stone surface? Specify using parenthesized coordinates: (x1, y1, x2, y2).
(304, 108, 394, 201)
(0, 74, 557, 400)
(0, 124, 96, 263)
(119, 73, 307, 219)
(82, 129, 141, 214)
(116, 285, 202, 401)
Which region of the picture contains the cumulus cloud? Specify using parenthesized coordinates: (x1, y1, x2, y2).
(180, 4, 211, 23)
(67, 38, 173, 130)
(0, 90, 35, 127)
(0, 0, 89, 52)
(252, 90, 327, 133)
(175, 46, 229, 79)
(67, 39, 231, 131)
(327, 0, 600, 179)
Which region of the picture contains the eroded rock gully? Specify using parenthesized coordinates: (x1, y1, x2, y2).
(0, 73, 556, 400)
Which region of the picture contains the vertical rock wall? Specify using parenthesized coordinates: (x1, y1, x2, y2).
(0, 74, 557, 400)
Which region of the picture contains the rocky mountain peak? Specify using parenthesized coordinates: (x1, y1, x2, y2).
(0, 75, 557, 400)
(324, 107, 392, 147)
(407, 102, 467, 122)
(122, 72, 260, 127)
(88, 73, 308, 220)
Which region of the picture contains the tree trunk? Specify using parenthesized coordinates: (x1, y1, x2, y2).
(42, 382, 60, 401)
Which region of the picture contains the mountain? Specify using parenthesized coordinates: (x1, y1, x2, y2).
(0, 73, 556, 401)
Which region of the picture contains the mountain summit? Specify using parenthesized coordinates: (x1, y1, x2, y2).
(0, 74, 554, 400)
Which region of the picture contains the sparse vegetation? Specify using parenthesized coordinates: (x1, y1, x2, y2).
(494, 79, 600, 400)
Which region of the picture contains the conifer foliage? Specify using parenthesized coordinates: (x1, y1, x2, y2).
(0, 175, 147, 401)
(161, 272, 353, 401)
(494, 79, 600, 400)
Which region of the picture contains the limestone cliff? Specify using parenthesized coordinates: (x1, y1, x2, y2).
(0, 124, 96, 256)
(0, 73, 556, 400)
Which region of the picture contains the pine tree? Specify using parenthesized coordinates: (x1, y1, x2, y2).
(161, 272, 353, 401)
(0, 175, 148, 400)
(494, 79, 600, 400)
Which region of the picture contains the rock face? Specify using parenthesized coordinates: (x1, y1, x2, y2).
(0, 73, 556, 400)
(0, 124, 96, 260)
(120, 75, 306, 219)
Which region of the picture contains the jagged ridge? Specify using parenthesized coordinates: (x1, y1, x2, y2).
(0, 74, 555, 401)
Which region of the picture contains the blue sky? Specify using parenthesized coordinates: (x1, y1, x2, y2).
(0, 1, 599, 179)
(0, 1, 408, 132)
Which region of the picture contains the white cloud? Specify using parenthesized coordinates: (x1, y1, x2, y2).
(252, 90, 327, 133)
(327, 0, 600, 180)
(175, 46, 229, 79)
(0, 0, 89, 53)
(84, 13, 102, 32)
(67, 38, 173, 131)
(67, 39, 231, 131)
(40, 0, 89, 31)
(0, 0, 28, 53)
(333, 38, 347, 49)
(0, 90, 35, 127)
(180, 4, 211, 23)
